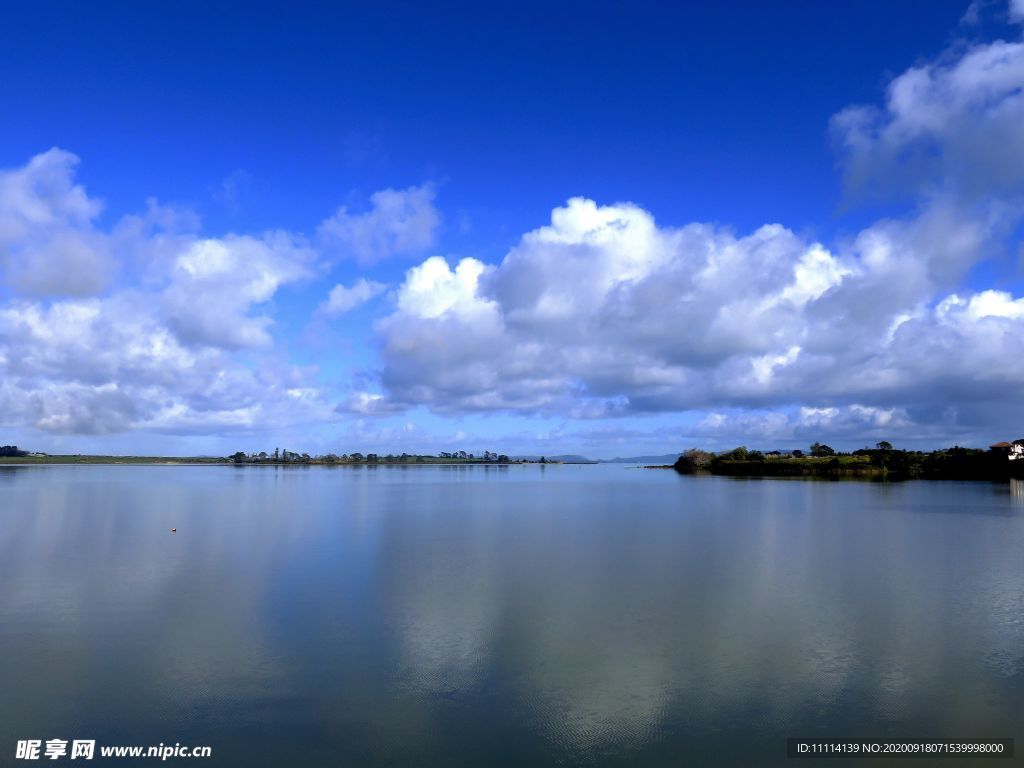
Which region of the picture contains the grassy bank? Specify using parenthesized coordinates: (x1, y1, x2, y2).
(672, 445, 1019, 481)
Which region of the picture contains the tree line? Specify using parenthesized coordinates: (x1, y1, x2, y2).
(229, 449, 513, 465)
(673, 441, 1019, 480)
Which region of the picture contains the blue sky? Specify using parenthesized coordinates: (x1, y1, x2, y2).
(2, 1, 1024, 457)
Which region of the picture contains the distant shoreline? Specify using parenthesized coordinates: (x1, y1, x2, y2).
(0, 455, 567, 466)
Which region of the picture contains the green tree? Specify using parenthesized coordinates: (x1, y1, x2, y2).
(721, 446, 749, 461)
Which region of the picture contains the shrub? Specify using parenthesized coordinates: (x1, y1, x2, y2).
(674, 449, 715, 471)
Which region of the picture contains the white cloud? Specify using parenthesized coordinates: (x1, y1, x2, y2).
(361, 186, 1024, 440)
(397, 256, 493, 318)
(3, 12, 1024, 450)
(1011, 0, 1024, 23)
(352, 27, 1024, 445)
(686, 406, 924, 448)
(321, 278, 387, 316)
(0, 148, 113, 296)
(317, 184, 439, 264)
(371, 199, 854, 415)
(0, 151, 331, 440)
(831, 34, 1024, 201)
(335, 391, 406, 416)
(164, 233, 314, 349)
(0, 292, 335, 437)
(0, 148, 99, 235)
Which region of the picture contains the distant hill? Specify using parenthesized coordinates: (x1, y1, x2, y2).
(600, 453, 682, 464)
(512, 454, 598, 464)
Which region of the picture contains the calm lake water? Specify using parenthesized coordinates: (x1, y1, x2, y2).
(1, 465, 1022, 766)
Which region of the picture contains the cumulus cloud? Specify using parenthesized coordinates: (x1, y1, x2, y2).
(0, 148, 113, 296)
(831, 34, 1024, 202)
(0, 150, 332, 440)
(321, 278, 387, 316)
(0, 149, 99, 238)
(372, 198, 857, 414)
(367, 192, 1022, 440)
(0, 291, 332, 437)
(164, 233, 314, 349)
(4, 8, 1024, 449)
(317, 184, 439, 264)
(347, 22, 1024, 445)
(689, 406, 919, 447)
(334, 391, 406, 415)
(0, 148, 469, 441)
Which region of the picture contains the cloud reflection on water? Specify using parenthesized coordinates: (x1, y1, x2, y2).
(1, 466, 1022, 764)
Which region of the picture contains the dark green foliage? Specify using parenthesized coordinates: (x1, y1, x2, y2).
(0, 445, 28, 457)
(720, 446, 749, 461)
(673, 440, 1014, 481)
(225, 449, 519, 466)
(673, 449, 715, 472)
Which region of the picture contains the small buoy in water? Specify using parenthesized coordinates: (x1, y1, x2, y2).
(171, 528, 177, 533)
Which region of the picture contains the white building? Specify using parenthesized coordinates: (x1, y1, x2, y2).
(990, 441, 1024, 461)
